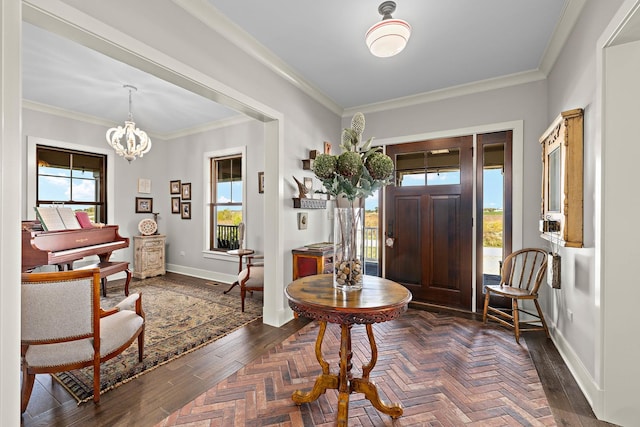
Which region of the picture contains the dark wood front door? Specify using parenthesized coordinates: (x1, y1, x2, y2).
(385, 136, 473, 308)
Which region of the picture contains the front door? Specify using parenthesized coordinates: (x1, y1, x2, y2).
(384, 136, 473, 308)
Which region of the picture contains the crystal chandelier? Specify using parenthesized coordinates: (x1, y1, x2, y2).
(365, 1, 411, 58)
(106, 84, 152, 162)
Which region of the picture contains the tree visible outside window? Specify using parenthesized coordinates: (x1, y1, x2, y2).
(210, 155, 243, 250)
(36, 146, 106, 223)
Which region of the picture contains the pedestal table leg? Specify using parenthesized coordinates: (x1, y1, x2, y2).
(292, 321, 339, 404)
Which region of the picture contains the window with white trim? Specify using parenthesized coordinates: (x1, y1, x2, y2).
(36, 145, 107, 223)
(209, 154, 244, 251)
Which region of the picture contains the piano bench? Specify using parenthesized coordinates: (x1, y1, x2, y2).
(78, 261, 131, 297)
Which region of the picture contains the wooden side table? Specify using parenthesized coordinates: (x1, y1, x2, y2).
(291, 245, 333, 280)
(285, 274, 412, 426)
(133, 234, 166, 279)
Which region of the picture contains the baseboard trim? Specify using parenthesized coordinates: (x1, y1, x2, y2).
(548, 322, 604, 419)
(165, 263, 236, 284)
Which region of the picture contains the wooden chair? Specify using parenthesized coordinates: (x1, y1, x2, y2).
(482, 248, 550, 343)
(234, 255, 264, 312)
(21, 269, 145, 413)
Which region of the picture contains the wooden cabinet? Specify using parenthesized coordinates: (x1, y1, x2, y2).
(292, 246, 333, 280)
(133, 234, 166, 279)
(540, 108, 584, 248)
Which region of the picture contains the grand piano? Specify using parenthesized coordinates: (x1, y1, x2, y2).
(22, 221, 129, 272)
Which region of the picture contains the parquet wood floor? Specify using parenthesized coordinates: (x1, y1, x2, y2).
(21, 274, 611, 426)
(156, 309, 555, 426)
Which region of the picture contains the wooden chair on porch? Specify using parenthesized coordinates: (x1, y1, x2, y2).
(482, 248, 550, 343)
(20, 269, 145, 413)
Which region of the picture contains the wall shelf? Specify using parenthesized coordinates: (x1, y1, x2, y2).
(292, 198, 326, 209)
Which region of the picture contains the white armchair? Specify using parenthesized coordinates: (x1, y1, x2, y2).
(235, 255, 264, 312)
(21, 268, 145, 413)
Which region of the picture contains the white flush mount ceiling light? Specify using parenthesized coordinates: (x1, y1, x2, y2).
(106, 84, 152, 162)
(365, 1, 411, 58)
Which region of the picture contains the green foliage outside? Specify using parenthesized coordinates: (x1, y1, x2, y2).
(217, 209, 243, 225)
(483, 208, 503, 247)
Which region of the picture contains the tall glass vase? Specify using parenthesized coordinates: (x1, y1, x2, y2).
(333, 202, 364, 291)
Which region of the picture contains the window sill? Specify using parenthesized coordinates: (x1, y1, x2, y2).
(202, 250, 235, 261)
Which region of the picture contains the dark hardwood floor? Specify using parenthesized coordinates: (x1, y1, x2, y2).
(20, 275, 613, 426)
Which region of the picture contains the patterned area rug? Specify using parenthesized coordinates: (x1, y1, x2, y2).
(157, 309, 554, 426)
(53, 274, 262, 403)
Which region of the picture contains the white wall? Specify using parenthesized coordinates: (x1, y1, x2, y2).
(602, 37, 640, 426)
(24, 0, 341, 325)
(545, 1, 627, 422)
(161, 119, 266, 282)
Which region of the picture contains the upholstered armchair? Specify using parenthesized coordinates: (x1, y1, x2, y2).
(21, 269, 145, 413)
(236, 255, 264, 312)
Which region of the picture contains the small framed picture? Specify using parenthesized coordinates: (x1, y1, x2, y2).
(297, 212, 308, 230)
(258, 171, 264, 194)
(181, 182, 191, 200)
(324, 141, 332, 154)
(170, 180, 181, 194)
(138, 178, 151, 194)
(181, 202, 191, 219)
(135, 197, 153, 213)
(171, 197, 180, 214)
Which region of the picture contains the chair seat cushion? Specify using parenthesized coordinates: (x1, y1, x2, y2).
(486, 284, 535, 298)
(25, 337, 95, 368)
(238, 266, 264, 287)
(25, 310, 143, 368)
(100, 310, 144, 357)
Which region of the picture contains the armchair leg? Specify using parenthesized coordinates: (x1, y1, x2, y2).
(138, 329, 145, 362)
(241, 287, 246, 312)
(93, 358, 101, 403)
(224, 281, 239, 294)
(21, 369, 35, 414)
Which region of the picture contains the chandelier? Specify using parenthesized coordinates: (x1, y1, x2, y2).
(365, 1, 411, 58)
(106, 84, 152, 162)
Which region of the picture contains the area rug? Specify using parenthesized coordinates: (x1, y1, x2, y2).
(53, 274, 263, 403)
(156, 309, 554, 426)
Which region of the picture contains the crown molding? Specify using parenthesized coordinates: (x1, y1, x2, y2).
(343, 69, 547, 117)
(172, 0, 343, 116)
(163, 114, 253, 140)
(23, 99, 248, 140)
(538, 0, 587, 75)
(23, 99, 117, 128)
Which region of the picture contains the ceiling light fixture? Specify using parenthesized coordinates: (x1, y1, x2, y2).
(106, 84, 152, 162)
(365, 1, 411, 58)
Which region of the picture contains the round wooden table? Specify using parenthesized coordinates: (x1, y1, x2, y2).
(285, 274, 412, 426)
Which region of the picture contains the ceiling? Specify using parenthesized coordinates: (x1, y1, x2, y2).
(22, 0, 575, 137)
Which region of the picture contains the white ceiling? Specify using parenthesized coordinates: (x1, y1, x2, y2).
(22, 0, 574, 137)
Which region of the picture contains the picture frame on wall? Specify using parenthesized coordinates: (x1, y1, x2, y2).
(258, 171, 264, 194)
(324, 141, 332, 154)
(171, 197, 180, 214)
(181, 182, 191, 200)
(297, 212, 308, 230)
(135, 197, 153, 213)
(181, 202, 191, 219)
(170, 180, 181, 194)
(138, 178, 151, 194)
